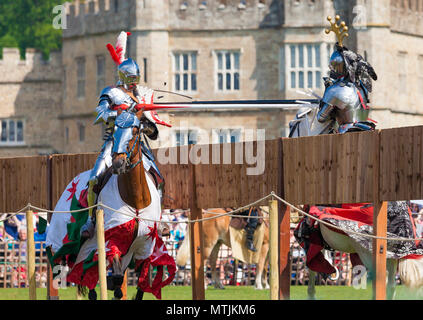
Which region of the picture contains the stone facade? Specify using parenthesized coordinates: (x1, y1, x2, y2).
(1, 0, 423, 157)
(0, 48, 63, 157)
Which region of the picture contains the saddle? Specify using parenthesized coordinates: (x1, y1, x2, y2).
(229, 207, 264, 231)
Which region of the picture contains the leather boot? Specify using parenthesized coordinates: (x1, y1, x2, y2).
(246, 227, 257, 252)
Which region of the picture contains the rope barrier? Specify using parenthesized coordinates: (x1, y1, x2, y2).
(2, 193, 423, 242)
(270, 192, 423, 243)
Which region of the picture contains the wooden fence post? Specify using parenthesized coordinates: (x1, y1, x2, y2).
(26, 209, 37, 300)
(269, 198, 279, 300)
(278, 138, 291, 300)
(188, 145, 205, 300)
(46, 155, 59, 300)
(372, 201, 387, 300)
(373, 131, 387, 300)
(96, 208, 108, 300)
(47, 261, 59, 300)
(122, 271, 128, 300)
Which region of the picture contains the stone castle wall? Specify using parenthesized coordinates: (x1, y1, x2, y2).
(2, 0, 423, 157)
(0, 48, 63, 157)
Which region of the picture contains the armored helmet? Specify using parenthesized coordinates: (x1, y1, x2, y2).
(106, 31, 140, 90)
(329, 50, 347, 79)
(118, 58, 140, 89)
(325, 16, 377, 92)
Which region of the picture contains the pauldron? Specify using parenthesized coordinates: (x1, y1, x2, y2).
(94, 86, 138, 124)
(317, 79, 369, 125)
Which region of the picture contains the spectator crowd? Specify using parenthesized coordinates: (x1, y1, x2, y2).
(0, 212, 48, 288)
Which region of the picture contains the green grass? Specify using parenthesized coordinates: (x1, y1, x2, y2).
(0, 285, 421, 300)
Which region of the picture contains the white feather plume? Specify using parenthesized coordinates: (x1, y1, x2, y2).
(115, 31, 128, 64)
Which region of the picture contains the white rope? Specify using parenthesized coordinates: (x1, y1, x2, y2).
(27, 203, 99, 214)
(98, 192, 273, 224)
(2, 193, 423, 242)
(0, 204, 31, 223)
(271, 193, 423, 243)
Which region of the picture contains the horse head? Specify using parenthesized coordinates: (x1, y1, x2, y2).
(111, 109, 144, 175)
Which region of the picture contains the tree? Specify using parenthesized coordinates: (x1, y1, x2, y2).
(0, 0, 67, 59)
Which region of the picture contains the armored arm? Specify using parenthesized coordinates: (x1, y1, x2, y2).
(141, 115, 159, 140)
(317, 100, 335, 123)
(94, 87, 119, 125)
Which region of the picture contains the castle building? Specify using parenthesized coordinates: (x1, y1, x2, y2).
(1, 0, 423, 157)
(0, 48, 63, 156)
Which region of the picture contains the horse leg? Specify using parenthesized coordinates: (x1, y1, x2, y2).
(111, 254, 124, 300)
(209, 241, 224, 289)
(135, 288, 144, 300)
(307, 269, 317, 300)
(255, 242, 269, 290)
(387, 259, 398, 300)
(264, 251, 270, 289)
(88, 289, 97, 300)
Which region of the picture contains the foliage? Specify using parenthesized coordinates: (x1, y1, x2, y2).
(0, 0, 67, 59)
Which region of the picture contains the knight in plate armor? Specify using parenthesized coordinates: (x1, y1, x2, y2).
(317, 15, 378, 134)
(83, 32, 168, 237)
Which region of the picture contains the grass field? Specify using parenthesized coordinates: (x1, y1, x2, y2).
(0, 285, 421, 300)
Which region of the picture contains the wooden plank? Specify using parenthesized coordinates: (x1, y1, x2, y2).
(356, 132, 365, 202)
(301, 137, 310, 204)
(349, 133, 359, 203)
(327, 134, 335, 204)
(405, 127, 413, 200)
(411, 126, 422, 198)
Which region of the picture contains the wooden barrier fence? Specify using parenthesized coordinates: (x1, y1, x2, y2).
(1, 125, 423, 300)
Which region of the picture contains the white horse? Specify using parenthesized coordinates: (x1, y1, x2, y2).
(289, 105, 423, 300)
(46, 110, 174, 300)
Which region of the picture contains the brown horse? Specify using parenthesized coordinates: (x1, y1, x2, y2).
(79, 109, 163, 300)
(107, 108, 153, 300)
(176, 208, 270, 289)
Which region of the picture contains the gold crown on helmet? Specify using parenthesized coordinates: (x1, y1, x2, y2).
(325, 15, 349, 47)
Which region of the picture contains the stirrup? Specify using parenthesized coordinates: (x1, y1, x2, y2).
(246, 240, 257, 252)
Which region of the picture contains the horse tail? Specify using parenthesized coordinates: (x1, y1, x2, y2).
(398, 256, 423, 289)
(175, 236, 190, 266)
(77, 284, 87, 297)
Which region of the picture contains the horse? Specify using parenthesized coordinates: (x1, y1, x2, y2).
(46, 109, 174, 300)
(175, 208, 270, 290)
(289, 104, 423, 300)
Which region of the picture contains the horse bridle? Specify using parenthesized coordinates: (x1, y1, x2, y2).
(124, 129, 143, 171)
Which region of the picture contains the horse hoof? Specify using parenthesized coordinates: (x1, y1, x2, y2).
(113, 275, 124, 287)
(88, 289, 97, 300)
(135, 289, 144, 301)
(114, 288, 123, 300)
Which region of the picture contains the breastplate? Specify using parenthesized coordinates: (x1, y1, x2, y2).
(322, 80, 368, 125)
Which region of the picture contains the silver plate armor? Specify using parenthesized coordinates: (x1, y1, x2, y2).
(89, 138, 113, 181)
(94, 86, 138, 124)
(317, 79, 368, 125)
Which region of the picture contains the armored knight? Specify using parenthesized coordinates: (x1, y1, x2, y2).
(83, 32, 168, 236)
(317, 16, 378, 133)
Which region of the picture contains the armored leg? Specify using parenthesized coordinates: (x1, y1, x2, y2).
(81, 139, 113, 239)
(245, 208, 259, 252)
(88, 139, 113, 213)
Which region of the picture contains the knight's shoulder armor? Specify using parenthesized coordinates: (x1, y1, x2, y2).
(100, 86, 134, 107)
(322, 80, 360, 110)
(94, 86, 136, 124)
